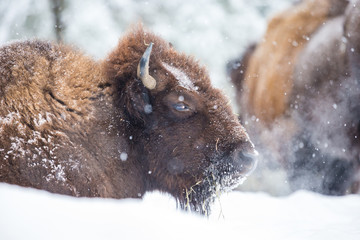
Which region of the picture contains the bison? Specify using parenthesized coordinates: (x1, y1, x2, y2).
(228, 0, 360, 195)
(0, 26, 257, 214)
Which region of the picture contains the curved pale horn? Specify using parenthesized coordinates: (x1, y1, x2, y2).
(137, 42, 156, 90)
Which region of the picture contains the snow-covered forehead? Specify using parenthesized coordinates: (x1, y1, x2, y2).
(161, 62, 198, 91)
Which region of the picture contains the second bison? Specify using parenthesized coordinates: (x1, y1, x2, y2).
(229, 0, 360, 195)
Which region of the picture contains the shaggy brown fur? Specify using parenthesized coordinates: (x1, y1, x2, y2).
(0, 26, 256, 214)
(230, 0, 360, 195)
(241, 0, 347, 124)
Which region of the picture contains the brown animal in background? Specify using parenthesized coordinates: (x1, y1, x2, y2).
(241, 0, 346, 124)
(229, 0, 360, 195)
(0, 26, 257, 214)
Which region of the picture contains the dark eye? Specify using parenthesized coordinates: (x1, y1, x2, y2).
(173, 102, 190, 112)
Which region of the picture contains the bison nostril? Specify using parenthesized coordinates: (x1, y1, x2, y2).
(233, 150, 258, 175)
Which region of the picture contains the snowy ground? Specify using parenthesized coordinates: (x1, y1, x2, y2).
(1, 183, 360, 240)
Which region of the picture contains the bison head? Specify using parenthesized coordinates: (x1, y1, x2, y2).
(105, 27, 257, 214)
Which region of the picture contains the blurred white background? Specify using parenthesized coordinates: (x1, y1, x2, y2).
(0, 0, 294, 99)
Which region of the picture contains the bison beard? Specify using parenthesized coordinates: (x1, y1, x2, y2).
(0, 26, 257, 214)
(176, 151, 256, 214)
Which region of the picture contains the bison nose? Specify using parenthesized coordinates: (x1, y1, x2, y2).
(232, 149, 258, 176)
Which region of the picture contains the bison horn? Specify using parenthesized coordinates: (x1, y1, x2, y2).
(137, 42, 156, 90)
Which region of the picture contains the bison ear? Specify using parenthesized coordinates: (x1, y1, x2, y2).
(122, 79, 153, 124)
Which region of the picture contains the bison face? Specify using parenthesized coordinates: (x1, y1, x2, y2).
(123, 41, 257, 214)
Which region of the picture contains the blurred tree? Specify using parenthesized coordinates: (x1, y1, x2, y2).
(50, 0, 65, 42)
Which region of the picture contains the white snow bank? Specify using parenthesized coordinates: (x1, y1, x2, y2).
(0, 183, 359, 240)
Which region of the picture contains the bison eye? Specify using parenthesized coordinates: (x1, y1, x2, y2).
(173, 102, 190, 112)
